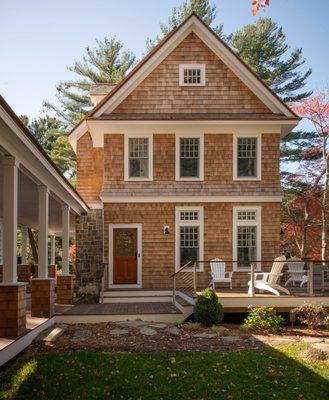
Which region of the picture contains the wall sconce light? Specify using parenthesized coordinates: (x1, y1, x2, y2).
(163, 226, 170, 235)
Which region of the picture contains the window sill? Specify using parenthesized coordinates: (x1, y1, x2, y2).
(233, 177, 261, 181)
(124, 177, 153, 182)
(175, 177, 204, 181)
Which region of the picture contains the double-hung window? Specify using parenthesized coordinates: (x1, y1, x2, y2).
(175, 207, 204, 271)
(234, 135, 261, 180)
(233, 207, 261, 270)
(176, 135, 204, 180)
(125, 136, 153, 180)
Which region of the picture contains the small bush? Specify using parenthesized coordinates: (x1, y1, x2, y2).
(77, 283, 100, 304)
(181, 322, 202, 331)
(194, 287, 224, 327)
(211, 325, 230, 336)
(291, 303, 328, 329)
(243, 306, 284, 332)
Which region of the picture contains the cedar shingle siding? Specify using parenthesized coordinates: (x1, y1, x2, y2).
(112, 33, 272, 115)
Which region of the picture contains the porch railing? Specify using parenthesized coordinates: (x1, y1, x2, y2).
(169, 260, 198, 305)
(169, 259, 329, 303)
(100, 263, 108, 304)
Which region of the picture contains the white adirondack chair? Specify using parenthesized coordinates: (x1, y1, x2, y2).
(210, 258, 233, 289)
(248, 255, 290, 296)
(285, 261, 308, 287)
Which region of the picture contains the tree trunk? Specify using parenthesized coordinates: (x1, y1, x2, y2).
(28, 228, 38, 264)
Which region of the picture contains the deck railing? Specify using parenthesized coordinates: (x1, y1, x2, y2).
(100, 263, 109, 304)
(169, 259, 329, 303)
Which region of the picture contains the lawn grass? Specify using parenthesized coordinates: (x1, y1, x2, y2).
(0, 345, 328, 400)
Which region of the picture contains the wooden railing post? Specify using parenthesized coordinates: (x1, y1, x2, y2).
(249, 263, 255, 297)
(193, 261, 197, 293)
(173, 276, 176, 305)
(308, 261, 314, 296)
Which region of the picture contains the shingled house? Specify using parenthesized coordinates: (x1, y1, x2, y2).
(69, 13, 299, 298)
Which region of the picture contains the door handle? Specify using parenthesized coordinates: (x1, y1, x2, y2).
(134, 252, 137, 260)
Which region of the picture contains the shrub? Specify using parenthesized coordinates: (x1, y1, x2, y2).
(243, 306, 284, 332)
(181, 322, 201, 331)
(211, 325, 230, 336)
(77, 283, 100, 304)
(291, 303, 328, 329)
(194, 287, 224, 327)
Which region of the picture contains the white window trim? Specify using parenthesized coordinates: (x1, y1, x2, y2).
(175, 133, 204, 181)
(232, 206, 261, 272)
(233, 133, 262, 181)
(179, 64, 206, 86)
(108, 223, 142, 288)
(124, 134, 153, 181)
(175, 206, 204, 272)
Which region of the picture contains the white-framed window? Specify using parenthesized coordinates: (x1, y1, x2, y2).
(233, 206, 261, 271)
(233, 134, 261, 180)
(175, 134, 204, 181)
(175, 206, 204, 271)
(124, 134, 153, 181)
(179, 64, 205, 86)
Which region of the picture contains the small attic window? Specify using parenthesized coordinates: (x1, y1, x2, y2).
(179, 64, 205, 86)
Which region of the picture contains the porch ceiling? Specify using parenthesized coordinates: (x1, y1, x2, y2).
(0, 160, 76, 235)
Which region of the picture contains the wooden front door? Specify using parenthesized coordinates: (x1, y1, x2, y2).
(113, 228, 138, 284)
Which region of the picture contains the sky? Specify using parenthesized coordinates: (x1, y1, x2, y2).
(0, 0, 328, 120)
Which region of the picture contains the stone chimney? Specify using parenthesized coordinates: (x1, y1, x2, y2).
(90, 83, 116, 106)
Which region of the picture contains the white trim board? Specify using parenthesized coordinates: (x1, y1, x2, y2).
(101, 195, 282, 203)
(108, 224, 142, 288)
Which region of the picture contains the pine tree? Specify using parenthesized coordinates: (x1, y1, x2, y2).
(229, 18, 312, 102)
(44, 37, 136, 127)
(146, 0, 224, 50)
(21, 115, 76, 181)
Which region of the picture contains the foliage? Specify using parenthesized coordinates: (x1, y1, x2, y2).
(229, 18, 312, 102)
(324, 316, 329, 330)
(179, 321, 201, 331)
(194, 287, 224, 326)
(0, 346, 328, 399)
(292, 303, 328, 329)
(146, 0, 224, 50)
(243, 306, 284, 332)
(210, 325, 230, 336)
(251, 0, 271, 16)
(77, 284, 100, 304)
(44, 37, 136, 127)
(20, 115, 76, 180)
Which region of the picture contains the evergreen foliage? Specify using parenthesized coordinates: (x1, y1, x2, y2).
(194, 287, 224, 326)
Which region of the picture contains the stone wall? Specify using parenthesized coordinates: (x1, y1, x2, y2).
(76, 209, 103, 289)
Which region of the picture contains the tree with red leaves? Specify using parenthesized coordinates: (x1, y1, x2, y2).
(282, 92, 329, 259)
(252, 0, 271, 16)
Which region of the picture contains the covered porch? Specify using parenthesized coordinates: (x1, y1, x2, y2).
(0, 96, 88, 349)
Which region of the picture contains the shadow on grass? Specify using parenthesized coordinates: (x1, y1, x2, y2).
(0, 343, 328, 400)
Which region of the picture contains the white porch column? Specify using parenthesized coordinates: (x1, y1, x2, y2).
(37, 185, 49, 279)
(0, 218, 3, 265)
(2, 156, 18, 283)
(21, 225, 28, 265)
(61, 204, 70, 275)
(50, 235, 56, 265)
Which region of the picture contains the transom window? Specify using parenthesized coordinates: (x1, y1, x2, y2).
(179, 64, 205, 86)
(175, 207, 204, 270)
(233, 207, 261, 270)
(125, 136, 153, 180)
(237, 137, 257, 178)
(179, 138, 200, 178)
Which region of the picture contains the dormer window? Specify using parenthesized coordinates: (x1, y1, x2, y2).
(179, 64, 205, 86)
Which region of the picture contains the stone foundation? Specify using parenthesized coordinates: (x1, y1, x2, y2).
(56, 275, 74, 304)
(31, 279, 55, 318)
(76, 209, 103, 289)
(0, 283, 27, 337)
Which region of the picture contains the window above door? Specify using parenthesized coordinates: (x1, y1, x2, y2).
(233, 133, 261, 181)
(175, 134, 204, 181)
(124, 134, 153, 181)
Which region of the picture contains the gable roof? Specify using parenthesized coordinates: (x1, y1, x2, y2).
(69, 12, 299, 147)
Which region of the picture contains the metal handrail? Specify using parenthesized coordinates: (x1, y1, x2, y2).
(170, 260, 198, 305)
(169, 260, 194, 278)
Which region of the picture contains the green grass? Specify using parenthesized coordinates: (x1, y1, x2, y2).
(0, 345, 328, 400)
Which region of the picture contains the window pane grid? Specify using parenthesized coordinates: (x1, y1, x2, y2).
(180, 211, 199, 221)
(180, 138, 199, 158)
(129, 138, 148, 158)
(184, 68, 201, 84)
(237, 211, 256, 221)
(238, 138, 257, 158)
(180, 138, 200, 178)
(237, 137, 257, 177)
(237, 226, 257, 264)
(128, 138, 149, 178)
(180, 226, 199, 248)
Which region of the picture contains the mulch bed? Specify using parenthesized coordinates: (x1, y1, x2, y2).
(29, 322, 329, 354)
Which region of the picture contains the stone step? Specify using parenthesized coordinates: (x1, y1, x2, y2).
(37, 324, 68, 342)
